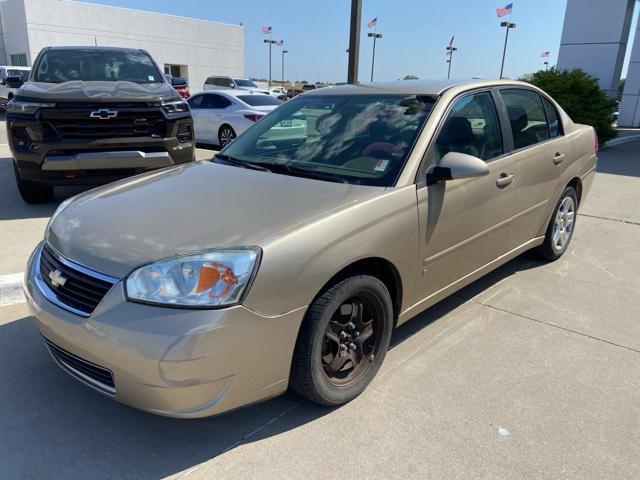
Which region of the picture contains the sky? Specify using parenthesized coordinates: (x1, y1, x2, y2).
(82, 0, 637, 84)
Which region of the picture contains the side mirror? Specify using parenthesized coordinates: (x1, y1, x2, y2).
(427, 151, 489, 184)
(5, 75, 24, 89)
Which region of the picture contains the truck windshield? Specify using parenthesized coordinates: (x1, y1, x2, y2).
(33, 49, 162, 84)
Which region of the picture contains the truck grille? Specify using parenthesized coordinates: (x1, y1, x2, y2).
(44, 337, 116, 395)
(40, 104, 167, 140)
(38, 244, 116, 316)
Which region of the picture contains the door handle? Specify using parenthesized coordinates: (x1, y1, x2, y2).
(496, 173, 515, 188)
(553, 153, 566, 165)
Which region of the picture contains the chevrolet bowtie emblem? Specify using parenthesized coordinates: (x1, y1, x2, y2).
(48, 269, 67, 288)
(89, 109, 118, 119)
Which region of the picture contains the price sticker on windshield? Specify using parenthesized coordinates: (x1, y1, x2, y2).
(280, 119, 292, 127)
(374, 159, 389, 172)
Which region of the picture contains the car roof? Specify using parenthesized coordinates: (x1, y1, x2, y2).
(40, 46, 147, 54)
(302, 79, 532, 97)
(195, 89, 266, 98)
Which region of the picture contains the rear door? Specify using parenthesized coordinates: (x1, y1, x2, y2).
(498, 88, 572, 248)
(415, 90, 517, 302)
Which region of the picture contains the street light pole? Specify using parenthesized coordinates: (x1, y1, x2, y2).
(544, 61, 549, 71)
(282, 49, 288, 86)
(263, 38, 278, 87)
(499, 21, 516, 79)
(367, 32, 382, 82)
(347, 0, 362, 84)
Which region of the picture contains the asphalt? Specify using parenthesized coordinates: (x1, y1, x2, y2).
(0, 133, 639, 479)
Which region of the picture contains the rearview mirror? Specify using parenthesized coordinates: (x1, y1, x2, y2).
(427, 151, 489, 184)
(5, 75, 24, 89)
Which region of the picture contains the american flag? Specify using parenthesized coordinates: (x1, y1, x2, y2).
(496, 3, 513, 17)
(367, 17, 377, 28)
(276, 40, 284, 47)
(540, 51, 550, 58)
(262, 26, 272, 34)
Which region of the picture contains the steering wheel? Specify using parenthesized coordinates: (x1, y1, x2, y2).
(362, 142, 398, 158)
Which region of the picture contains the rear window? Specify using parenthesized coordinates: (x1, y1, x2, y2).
(33, 49, 162, 84)
(7, 69, 29, 79)
(238, 95, 282, 107)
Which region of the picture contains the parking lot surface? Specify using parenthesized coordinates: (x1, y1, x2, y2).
(0, 136, 639, 479)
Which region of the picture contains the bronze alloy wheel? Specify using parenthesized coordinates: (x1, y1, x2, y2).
(321, 294, 384, 387)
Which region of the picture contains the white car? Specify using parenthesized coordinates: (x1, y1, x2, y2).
(269, 87, 287, 99)
(203, 76, 270, 95)
(0, 65, 30, 108)
(188, 89, 306, 147)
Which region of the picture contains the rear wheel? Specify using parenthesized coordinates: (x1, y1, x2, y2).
(290, 275, 393, 406)
(13, 162, 53, 204)
(538, 186, 577, 261)
(218, 125, 236, 147)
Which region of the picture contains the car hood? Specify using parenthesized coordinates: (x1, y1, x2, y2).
(18, 81, 178, 103)
(46, 161, 384, 278)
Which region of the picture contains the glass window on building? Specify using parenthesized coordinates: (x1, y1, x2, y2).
(10, 54, 28, 67)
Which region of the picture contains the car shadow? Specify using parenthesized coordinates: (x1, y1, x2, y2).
(598, 140, 640, 178)
(0, 252, 544, 479)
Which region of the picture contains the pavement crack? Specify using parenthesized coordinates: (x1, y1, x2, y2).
(579, 212, 640, 226)
(473, 299, 640, 355)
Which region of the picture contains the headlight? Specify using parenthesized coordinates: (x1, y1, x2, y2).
(6, 99, 56, 114)
(125, 248, 260, 307)
(162, 100, 189, 113)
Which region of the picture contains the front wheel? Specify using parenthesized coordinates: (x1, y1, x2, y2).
(13, 162, 53, 204)
(537, 186, 577, 261)
(290, 275, 393, 406)
(218, 125, 236, 147)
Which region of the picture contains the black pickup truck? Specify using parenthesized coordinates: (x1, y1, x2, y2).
(7, 46, 195, 203)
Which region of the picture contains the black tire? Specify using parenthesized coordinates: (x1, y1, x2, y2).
(290, 275, 394, 406)
(218, 125, 236, 147)
(537, 186, 578, 261)
(13, 162, 54, 204)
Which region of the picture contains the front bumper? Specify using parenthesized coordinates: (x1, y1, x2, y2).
(24, 245, 306, 418)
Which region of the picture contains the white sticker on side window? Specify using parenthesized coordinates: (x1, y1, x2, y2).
(374, 159, 389, 172)
(148, 75, 155, 81)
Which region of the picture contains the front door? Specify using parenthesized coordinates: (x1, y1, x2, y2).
(415, 90, 517, 302)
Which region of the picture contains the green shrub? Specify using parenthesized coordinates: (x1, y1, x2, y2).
(520, 68, 617, 143)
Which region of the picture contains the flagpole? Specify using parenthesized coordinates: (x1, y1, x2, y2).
(269, 32, 272, 88)
(447, 50, 454, 79)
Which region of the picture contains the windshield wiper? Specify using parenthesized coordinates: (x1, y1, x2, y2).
(255, 162, 349, 184)
(213, 154, 271, 172)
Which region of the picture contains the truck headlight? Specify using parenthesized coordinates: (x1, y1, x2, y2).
(125, 248, 260, 307)
(162, 100, 190, 113)
(6, 99, 56, 114)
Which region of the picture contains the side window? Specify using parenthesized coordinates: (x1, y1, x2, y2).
(501, 89, 550, 149)
(205, 77, 215, 85)
(542, 97, 562, 138)
(204, 94, 232, 109)
(428, 91, 503, 166)
(188, 95, 203, 109)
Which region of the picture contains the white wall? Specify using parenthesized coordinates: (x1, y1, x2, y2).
(0, 0, 30, 66)
(0, 0, 244, 92)
(620, 10, 640, 126)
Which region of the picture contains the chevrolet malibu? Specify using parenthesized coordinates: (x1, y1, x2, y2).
(25, 80, 597, 418)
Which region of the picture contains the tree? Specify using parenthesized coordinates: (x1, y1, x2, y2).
(403, 74, 419, 80)
(520, 68, 617, 143)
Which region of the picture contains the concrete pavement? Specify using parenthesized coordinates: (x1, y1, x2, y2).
(0, 138, 639, 479)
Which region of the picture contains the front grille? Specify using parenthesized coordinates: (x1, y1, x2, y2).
(40, 105, 167, 140)
(39, 245, 115, 316)
(44, 337, 115, 395)
(177, 123, 193, 143)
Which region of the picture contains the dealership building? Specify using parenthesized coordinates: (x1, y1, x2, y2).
(0, 0, 244, 93)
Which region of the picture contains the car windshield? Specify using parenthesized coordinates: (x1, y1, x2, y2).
(33, 49, 162, 84)
(220, 94, 435, 186)
(235, 78, 258, 88)
(8, 69, 29, 79)
(238, 95, 282, 106)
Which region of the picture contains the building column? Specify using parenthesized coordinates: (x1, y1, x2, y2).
(557, 0, 636, 97)
(619, 9, 640, 127)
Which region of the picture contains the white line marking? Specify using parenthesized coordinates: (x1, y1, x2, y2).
(0, 273, 25, 306)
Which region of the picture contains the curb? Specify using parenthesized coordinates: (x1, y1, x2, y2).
(0, 273, 25, 306)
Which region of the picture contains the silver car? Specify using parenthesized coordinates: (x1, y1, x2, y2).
(24, 79, 597, 418)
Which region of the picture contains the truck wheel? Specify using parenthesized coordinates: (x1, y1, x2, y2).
(290, 275, 393, 406)
(13, 162, 53, 204)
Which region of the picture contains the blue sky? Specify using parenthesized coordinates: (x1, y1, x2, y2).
(83, 0, 636, 83)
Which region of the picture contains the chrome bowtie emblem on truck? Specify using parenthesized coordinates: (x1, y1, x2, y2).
(89, 109, 118, 119)
(48, 269, 68, 288)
